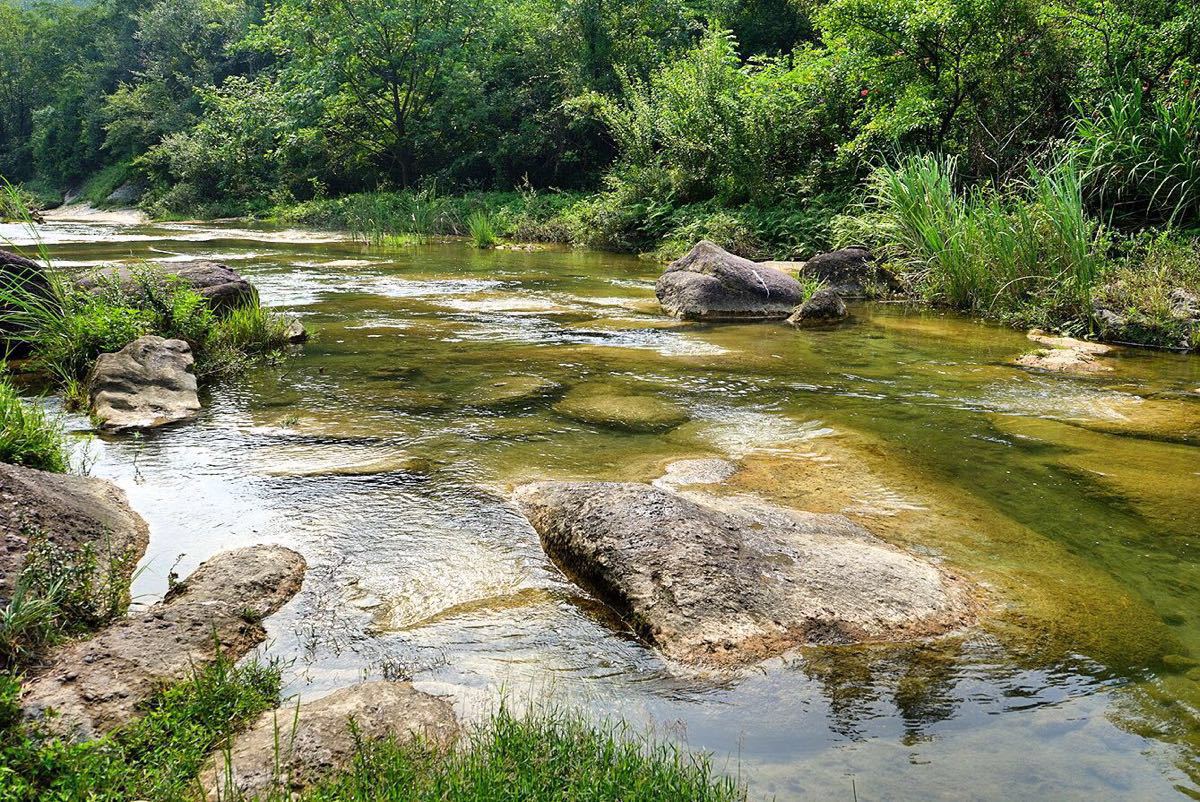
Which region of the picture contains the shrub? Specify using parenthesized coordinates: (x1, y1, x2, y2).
(0, 375, 68, 473)
(465, 211, 499, 248)
(1092, 235, 1200, 348)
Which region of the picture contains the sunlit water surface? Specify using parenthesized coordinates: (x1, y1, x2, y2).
(8, 218, 1200, 800)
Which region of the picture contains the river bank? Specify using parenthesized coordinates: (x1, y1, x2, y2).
(1, 216, 1196, 798)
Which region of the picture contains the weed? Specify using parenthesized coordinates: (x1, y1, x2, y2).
(0, 373, 69, 473)
(465, 211, 499, 248)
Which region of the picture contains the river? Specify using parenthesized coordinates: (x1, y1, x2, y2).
(5, 217, 1199, 800)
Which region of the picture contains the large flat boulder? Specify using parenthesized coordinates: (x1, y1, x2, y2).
(656, 240, 803, 320)
(89, 335, 201, 431)
(0, 463, 149, 605)
(514, 482, 970, 665)
(78, 261, 255, 315)
(21, 545, 306, 740)
(554, 385, 688, 433)
(1014, 330, 1115, 374)
(201, 681, 458, 799)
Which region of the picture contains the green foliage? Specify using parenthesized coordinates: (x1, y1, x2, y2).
(1073, 77, 1200, 228)
(466, 211, 500, 248)
(293, 705, 745, 802)
(0, 376, 68, 473)
(0, 656, 281, 801)
(840, 153, 1106, 322)
(1092, 234, 1200, 348)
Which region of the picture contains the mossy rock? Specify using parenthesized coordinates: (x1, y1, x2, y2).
(554, 385, 689, 433)
(469, 375, 562, 408)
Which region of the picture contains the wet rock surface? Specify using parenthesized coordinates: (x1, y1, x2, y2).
(89, 335, 201, 431)
(201, 681, 458, 799)
(469, 375, 562, 408)
(79, 261, 255, 315)
(514, 481, 971, 665)
(554, 385, 689, 432)
(787, 288, 849, 328)
(801, 247, 898, 298)
(21, 545, 306, 740)
(656, 240, 803, 320)
(1014, 331, 1115, 374)
(0, 463, 149, 603)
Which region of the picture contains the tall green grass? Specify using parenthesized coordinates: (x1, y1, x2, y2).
(287, 705, 744, 802)
(465, 210, 499, 248)
(1073, 80, 1200, 228)
(840, 154, 1105, 322)
(0, 374, 68, 472)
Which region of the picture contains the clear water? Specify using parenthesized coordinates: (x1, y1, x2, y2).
(7, 218, 1200, 800)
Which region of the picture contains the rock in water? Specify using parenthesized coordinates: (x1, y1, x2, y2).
(787, 288, 849, 328)
(89, 335, 202, 431)
(285, 318, 309, 344)
(0, 249, 56, 356)
(78, 261, 256, 315)
(201, 681, 458, 799)
(469, 375, 562, 408)
(1014, 330, 1115, 374)
(656, 240, 803, 320)
(22, 545, 306, 740)
(801, 247, 898, 298)
(554, 385, 689, 433)
(514, 482, 970, 665)
(0, 463, 149, 604)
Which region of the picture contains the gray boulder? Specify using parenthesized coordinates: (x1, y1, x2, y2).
(0, 249, 56, 356)
(787, 288, 849, 328)
(89, 336, 201, 431)
(79, 261, 256, 315)
(201, 681, 458, 799)
(514, 482, 970, 666)
(22, 545, 306, 740)
(802, 247, 898, 298)
(0, 463, 149, 605)
(656, 240, 804, 320)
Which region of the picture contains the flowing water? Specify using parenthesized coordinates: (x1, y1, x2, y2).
(6, 217, 1200, 800)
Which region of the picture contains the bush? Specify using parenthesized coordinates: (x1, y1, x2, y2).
(465, 211, 499, 248)
(0, 376, 68, 473)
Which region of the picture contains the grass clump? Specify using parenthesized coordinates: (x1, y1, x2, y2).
(0, 656, 280, 800)
(465, 211, 499, 248)
(0, 375, 68, 472)
(838, 153, 1106, 327)
(294, 705, 744, 802)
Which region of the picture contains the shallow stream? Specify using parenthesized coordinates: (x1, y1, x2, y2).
(6, 218, 1200, 800)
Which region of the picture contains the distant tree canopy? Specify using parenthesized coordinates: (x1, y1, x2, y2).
(0, 0, 1197, 226)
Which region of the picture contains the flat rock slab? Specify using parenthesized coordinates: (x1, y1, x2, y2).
(656, 240, 803, 320)
(22, 545, 306, 740)
(469, 375, 562, 408)
(79, 261, 255, 315)
(89, 335, 202, 431)
(0, 463, 149, 604)
(554, 385, 688, 433)
(201, 681, 458, 799)
(514, 482, 971, 666)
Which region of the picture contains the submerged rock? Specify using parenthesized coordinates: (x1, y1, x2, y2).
(514, 482, 971, 665)
(22, 545, 306, 740)
(1014, 331, 1115, 374)
(801, 247, 899, 298)
(285, 318, 309, 344)
(79, 261, 256, 315)
(89, 335, 202, 431)
(0, 249, 55, 356)
(554, 385, 688, 433)
(0, 463, 149, 604)
(656, 240, 803, 320)
(787, 288, 849, 328)
(201, 681, 458, 799)
(469, 375, 562, 408)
